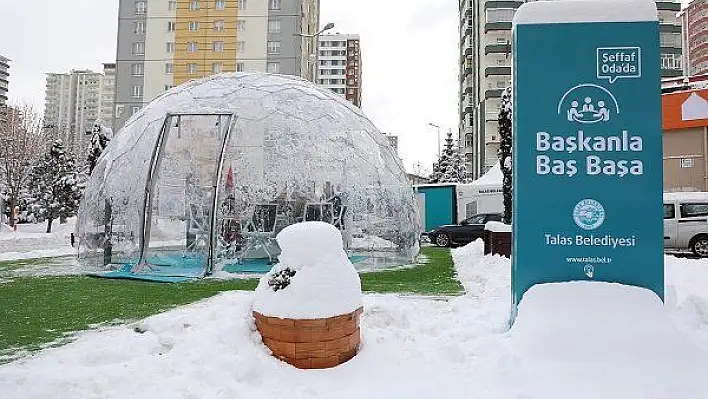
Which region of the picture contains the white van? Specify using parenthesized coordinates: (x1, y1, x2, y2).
(664, 192, 708, 257)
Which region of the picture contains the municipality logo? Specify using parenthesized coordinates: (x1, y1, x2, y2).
(573, 199, 605, 230)
(558, 84, 619, 125)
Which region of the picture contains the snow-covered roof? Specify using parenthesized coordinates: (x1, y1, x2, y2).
(513, 0, 658, 26)
(471, 162, 503, 188)
(664, 192, 708, 202)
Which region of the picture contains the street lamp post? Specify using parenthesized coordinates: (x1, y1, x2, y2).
(427, 122, 441, 158)
(295, 22, 335, 82)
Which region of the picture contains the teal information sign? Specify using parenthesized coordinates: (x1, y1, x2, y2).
(512, 20, 664, 307)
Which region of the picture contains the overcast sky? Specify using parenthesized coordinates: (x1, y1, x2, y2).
(0, 0, 458, 175)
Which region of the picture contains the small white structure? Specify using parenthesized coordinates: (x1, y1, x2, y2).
(456, 163, 504, 220)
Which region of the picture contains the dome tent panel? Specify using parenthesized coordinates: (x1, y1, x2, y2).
(76, 72, 421, 279)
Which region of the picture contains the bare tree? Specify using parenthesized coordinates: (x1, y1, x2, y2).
(0, 104, 48, 227)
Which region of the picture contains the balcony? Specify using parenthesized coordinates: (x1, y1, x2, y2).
(485, 22, 512, 32)
(484, 66, 511, 77)
(484, 1, 523, 10)
(485, 89, 504, 99)
(656, 1, 681, 11)
(485, 43, 511, 55)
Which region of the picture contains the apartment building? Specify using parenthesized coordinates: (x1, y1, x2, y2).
(0, 55, 9, 106)
(113, 0, 320, 131)
(44, 69, 116, 156)
(99, 63, 117, 127)
(680, 0, 708, 75)
(316, 33, 362, 107)
(458, 0, 684, 179)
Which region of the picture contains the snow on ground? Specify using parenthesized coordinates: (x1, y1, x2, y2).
(1, 241, 708, 398)
(0, 218, 76, 262)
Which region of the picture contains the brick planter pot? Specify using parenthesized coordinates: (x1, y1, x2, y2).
(254, 307, 363, 369)
(489, 231, 512, 257)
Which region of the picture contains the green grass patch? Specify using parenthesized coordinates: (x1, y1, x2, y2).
(0, 246, 461, 358)
(0, 277, 258, 357)
(360, 246, 464, 295)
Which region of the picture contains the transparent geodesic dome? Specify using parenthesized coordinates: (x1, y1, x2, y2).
(76, 72, 421, 278)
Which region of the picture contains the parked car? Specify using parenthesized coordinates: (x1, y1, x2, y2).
(429, 213, 503, 247)
(664, 192, 708, 257)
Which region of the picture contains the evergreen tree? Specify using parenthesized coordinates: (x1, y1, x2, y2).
(497, 87, 513, 225)
(429, 129, 468, 184)
(87, 121, 112, 174)
(451, 148, 470, 183)
(27, 140, 83, 233)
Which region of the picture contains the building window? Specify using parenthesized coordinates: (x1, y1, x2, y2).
(268, 20, 281, 33)
(237, 41, 245, 53)
(213, 41, 225, 52)
(214, 20, 225, 31)
(238, 0, 247, 10)
(269, 0, 281, 10)
(168, 21, 176, 32)
(189, 1, 199, 10)
(168, 1, 177, 11)
(465, 134, 474, 148)
(132, 106, 141, 115)
(131, 63, 144, 76)
(236, 62, 245, 72)
(188, 63, 198, 74)
(212, 63, 223, 73)
(267, 62, 280, 73)
(187, 42, 198, 52)
(134, 21, 146, 35)
(131, 85, 143, 98)
(189, 21, 200, 31)
(215, 0, 225, 10)
(135, 1, 147, 15)
(236, 20, 246, 31)
(166, 42, 175, 53)
(132, 42, 145, 55)
(267, 41, 281, 55)
(661, 53, 682, 70)
(660, 32, 681, 48)
(486, 8, 515, 23)
(165, 63, 174, 74)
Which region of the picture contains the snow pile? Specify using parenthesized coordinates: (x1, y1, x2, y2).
(252, 222, 362, 319)
(513, 0, 658, 26)
(0, 218, 76, 261)
(484, 221, 511, 233)
(510, 282, 708, 397)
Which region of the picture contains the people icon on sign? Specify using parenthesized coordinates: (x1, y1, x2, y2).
(594, 100, 610, 121)
(581, 97, 595, 113)
(567, 96, 611, 124)
(567, 101, 583, 122)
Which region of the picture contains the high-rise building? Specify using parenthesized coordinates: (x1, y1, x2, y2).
(44, 70, 104, 156)
(680, 0, 708, 76)
(99, 63, 116, 128)
(458, 0, 683, 179)
(113, 0, 320, 132)
(316, 33, 362, 107)
(0, 55, 10, 106)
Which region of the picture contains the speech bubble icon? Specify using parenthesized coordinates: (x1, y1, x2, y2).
(596, 47, 642, 84)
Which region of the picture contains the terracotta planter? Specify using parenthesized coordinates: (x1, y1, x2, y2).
(254, 307, 363, 369)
